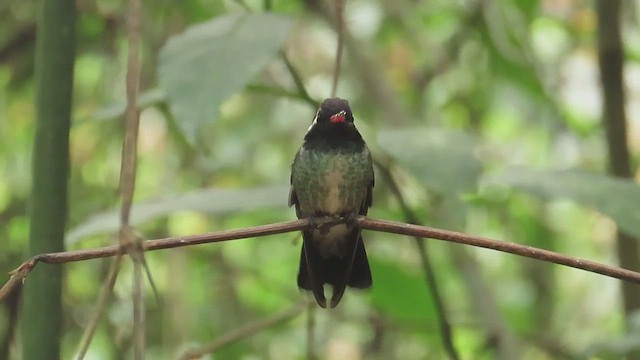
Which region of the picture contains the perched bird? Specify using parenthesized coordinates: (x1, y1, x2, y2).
(289, 98, 374, 308)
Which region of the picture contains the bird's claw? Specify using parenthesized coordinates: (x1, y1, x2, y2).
(308, 214, 358, 233)
(344, 213, 358, 228)
(309, 216, 339, 234)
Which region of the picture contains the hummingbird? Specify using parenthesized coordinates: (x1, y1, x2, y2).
(289, 98, 374, 308)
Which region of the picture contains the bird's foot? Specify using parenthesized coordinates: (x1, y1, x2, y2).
(309, 216, 342, 235)
(343, 213, 359, 228)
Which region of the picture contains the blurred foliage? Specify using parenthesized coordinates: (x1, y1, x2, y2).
(1, 0, 640, 359)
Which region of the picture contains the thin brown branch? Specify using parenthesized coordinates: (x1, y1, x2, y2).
(122, 0, 145, 357)
(597, 0, 640, 317)
(378, 160, 520, 358)
(0, 26, 36, 62)
(2, 217, 640, 304)
(305, 0, 411, 125)
(246, 84, 316, 106)
(0, 259, 37, 303)
(306, 302, 317, 360)
(331, 0, 345, 97)
(75, 255, 123, 360)
(119, 0, 142, 226)
(375, 162, 459, 360)
(263, 0, 317, 109)
(0, 219, 308, 302)
(132, 254, 145, 360)
(357, 217, 640, 284)
(280, 51, 319, 109)
(0, 278, 20, 359)
(77, 0, 147, 357)
(178, 301, 308, 360)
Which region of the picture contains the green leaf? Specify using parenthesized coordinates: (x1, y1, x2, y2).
(476, 14, 548, 102)
(486, 168, 640, 238)
(66, 186, 289, 245)
(377, 127, 482, 194)
(369, 258, 434, 324)
(158, 13, 294, 143)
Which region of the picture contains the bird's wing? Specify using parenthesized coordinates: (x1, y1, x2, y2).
(360, 176, 374, 215)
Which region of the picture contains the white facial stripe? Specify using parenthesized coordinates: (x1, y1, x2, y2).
(307, 108, 321, 132)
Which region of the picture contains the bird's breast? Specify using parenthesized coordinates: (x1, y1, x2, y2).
(292, 144, 372, 217)
(322, 168, 346, 214)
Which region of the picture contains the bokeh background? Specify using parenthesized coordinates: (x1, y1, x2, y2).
(2, 0, 640, 359)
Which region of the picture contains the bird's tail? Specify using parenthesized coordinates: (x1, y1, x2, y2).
(297, 231, 372, 308)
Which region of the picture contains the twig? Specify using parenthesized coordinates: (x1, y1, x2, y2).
(306, 302, 316, 360)
(120, 0, 147, 358)
(375, 162, 459, 360)
(120, 1, 141, 226)
(261, 0, 318, 109)
(304, 0, 411, 125)
(449, 247, 520, 358)
(132, 251, 145, 360)
(356, 217, 640, 283)
(280, 51, 319, 108)
(331, 0, 345, 97)
(2, 217, 640, 303)
(75, 255, 123, 359)
(0, 219, 306, 302)
(178, 301, 308, 360)
(414, 239, 458, 360)
(597, 0, 640, 316)
(0, 26, 36, 63)
(246, 84, 317, 106)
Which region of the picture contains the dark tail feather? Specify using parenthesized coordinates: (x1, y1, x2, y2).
(347, 236, 372, 288)
(329, 234, 371, 307)
(298, 230, 372, 308)
(297, 240, 327, 308)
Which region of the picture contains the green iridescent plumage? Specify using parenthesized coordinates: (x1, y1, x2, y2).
(291, 141, 372, 217)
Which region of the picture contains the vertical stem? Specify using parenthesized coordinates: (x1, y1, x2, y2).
(22, 0, 76, 358)
(331, 0, 345, 97)
(306, 303, 316, 360)
(120, 0, 142, 227)
(375, 162, 460, 360)
(120, 0, 145, 357)
(133, 259, 145, 359)
(596, 0, 640, 317)
(75, 255, 123, 359)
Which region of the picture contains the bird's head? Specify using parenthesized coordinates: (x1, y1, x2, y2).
(313, 98, 354, 126)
